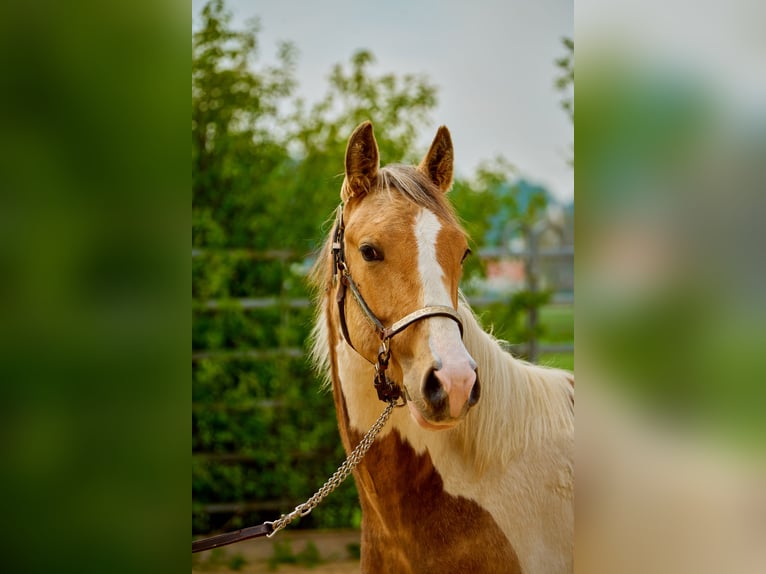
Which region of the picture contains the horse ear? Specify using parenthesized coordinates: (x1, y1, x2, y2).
(418, 126, 454, 193)
(343, 121, 379, 202)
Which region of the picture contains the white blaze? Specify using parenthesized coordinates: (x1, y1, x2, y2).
(414, 208, 450, 307)
(414, 209, 476, 416)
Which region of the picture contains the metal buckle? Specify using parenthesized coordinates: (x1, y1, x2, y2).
(373, 341, 404, 404)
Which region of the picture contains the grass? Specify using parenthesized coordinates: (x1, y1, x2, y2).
(539, 304, 574, 344)
(478, 302, 573, 370)
(538, 304, 574, 371)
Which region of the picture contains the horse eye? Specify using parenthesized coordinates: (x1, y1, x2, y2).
(360, 244, 383, 262)
(461, 248, 472, 264)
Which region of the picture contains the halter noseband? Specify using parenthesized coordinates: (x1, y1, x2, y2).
(331, 204, 464, 404)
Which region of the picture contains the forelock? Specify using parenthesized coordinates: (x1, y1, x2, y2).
(375, 164, 458, 226)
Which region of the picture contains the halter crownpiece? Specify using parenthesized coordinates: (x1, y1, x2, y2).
(330, 204, 464, 403)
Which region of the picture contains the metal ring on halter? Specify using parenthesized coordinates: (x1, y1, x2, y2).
(377, 340, 390, 364)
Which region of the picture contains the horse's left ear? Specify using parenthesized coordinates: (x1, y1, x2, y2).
(418, 126, 454, 193)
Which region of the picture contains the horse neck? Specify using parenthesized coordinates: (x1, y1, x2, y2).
(312, 290, 574, 473)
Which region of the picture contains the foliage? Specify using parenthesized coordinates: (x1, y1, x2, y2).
(498, 290, 553, 342)
(192, 0, 297, 250)
(292, 49, 438, 166)
(555, 37, 574, 167)
(555, 37, 574, 123)
(192, 1, 439, 255)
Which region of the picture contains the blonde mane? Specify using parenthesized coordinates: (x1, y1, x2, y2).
(453, 295, 574, 475)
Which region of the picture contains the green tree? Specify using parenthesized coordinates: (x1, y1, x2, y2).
(268, 48, 438, 253)
(293, 49, 437, 165)
(192, 0, 297, 249)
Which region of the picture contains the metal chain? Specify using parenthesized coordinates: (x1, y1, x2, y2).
(266, 400, 397, 537)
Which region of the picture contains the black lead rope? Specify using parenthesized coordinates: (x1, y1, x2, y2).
(192, 523, 273, 553)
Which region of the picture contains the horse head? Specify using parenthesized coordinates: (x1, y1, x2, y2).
(335, 121, 479, 429)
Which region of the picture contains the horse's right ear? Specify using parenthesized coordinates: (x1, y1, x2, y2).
(342, 121, 379, 202)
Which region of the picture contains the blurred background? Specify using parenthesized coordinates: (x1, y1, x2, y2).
(191, 1, 573, 569)
(577, 0, 766, 572)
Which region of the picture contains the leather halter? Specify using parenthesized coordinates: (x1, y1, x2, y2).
(330, 204, 463, 403)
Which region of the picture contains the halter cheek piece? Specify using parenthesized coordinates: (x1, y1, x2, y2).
(331, 205, 464, 404)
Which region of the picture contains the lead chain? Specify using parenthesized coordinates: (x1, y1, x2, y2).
(266, 400, 396, 537)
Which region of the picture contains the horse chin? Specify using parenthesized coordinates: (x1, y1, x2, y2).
(407, 400, 459, 431)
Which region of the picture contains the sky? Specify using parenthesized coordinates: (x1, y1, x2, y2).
(192, 0, 573, 202)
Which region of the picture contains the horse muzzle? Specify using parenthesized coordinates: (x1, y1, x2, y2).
(408, 361, 480, 429)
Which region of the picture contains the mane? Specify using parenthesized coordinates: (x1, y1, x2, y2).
(452, 295, 574, 475)
(345, 164, 460, 226)
(382, 164, 457, 220)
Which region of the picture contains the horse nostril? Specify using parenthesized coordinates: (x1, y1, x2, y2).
(468, 370, 481, 407)
(423, 368, 448, 412)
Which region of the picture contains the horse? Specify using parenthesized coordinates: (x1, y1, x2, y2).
(309, 121, 574, 573)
